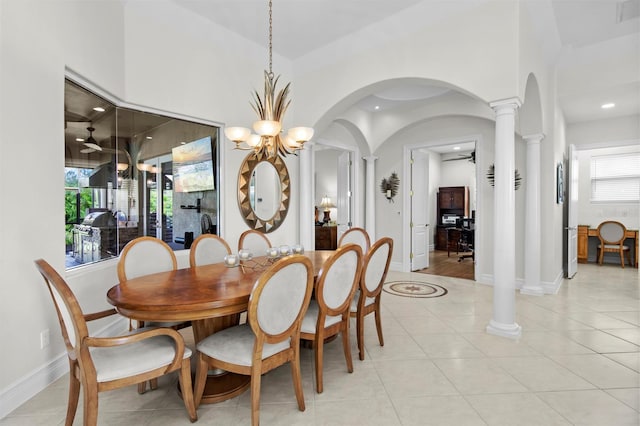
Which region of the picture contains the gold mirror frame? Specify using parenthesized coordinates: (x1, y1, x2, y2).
(238, 152, 290, 233)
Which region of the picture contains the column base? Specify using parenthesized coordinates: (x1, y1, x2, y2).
(486, 319, 522, 340)
(520, 285, 544, 296)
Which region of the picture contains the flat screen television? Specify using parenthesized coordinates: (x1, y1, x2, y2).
(172, 136, 215, 193)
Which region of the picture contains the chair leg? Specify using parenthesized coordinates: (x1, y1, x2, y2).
(619, 250, 625, 268)
(356, 313, 365, 361)
(598, 248, 604, 265)
(314, 331, 325, 393)
(290, 346, 306, 411)
(178, 359, 198, 422)
(65, 365, 80, 426)
(193, 354, 209, 408)
(149, 378, 159, 390)
(82, 384, 99, 426)
(341, 319, 354, 374)
(374, 306, 384, 348)
(250, 363, 263, 426)
(137, 381, 147, 394)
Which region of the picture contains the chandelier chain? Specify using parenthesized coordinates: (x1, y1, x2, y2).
(268, 0, 273, 80)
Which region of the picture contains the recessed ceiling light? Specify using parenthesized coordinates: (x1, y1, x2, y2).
(453, 146, 461, 150)
(601, 103, 615, 109)
(374, 105, 380, 110)
(180, 141, 186, 145)
(146, 136, 153, 140)
(75, 138, 84, 142)
(93, 107, 105, 112)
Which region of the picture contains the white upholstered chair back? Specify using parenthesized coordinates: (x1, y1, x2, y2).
(250, 257, 313, 340)
(317, 244, 362, 315)
(238, 230, 272, 255)
(35, 259, 84, 353)
(363, 239, 392, 294)
(598, 221, 626, 244)
(117, 236, 177, 281)
(338, 227, 370, 254)
(190, 234, 232, 267)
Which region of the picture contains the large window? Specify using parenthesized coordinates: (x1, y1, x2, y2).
(64, 79, 220, 269)
(590, 152, 640, 202)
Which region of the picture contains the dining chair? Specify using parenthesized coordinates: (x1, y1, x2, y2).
(193, 255, 314, 426)
(596, 220, 632, 268)
(350, 237, 393, 360)
(34, 259, 197, 426)
(189, 234, 232, 267)
(238, 229, 272, 255)
(117, 236, 188, 393)
(338, 227, 371, 254)
(300, 243, 363, 393)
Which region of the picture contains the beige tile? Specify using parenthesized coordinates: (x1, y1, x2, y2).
(605, 311, 640, 327)
(550, 354, 640, 388)
(434, 358, 528, 395)
(397, 315, 456, 334)
(314, 398, 401, 425)
(460, 333, 540, 357)
(563, 329, 640, 353)
(520, 331, 595, 355)
(603, 328, 640, 346)
(466, 393, 572, 425)
(604, 352, 640, 373)
(374, 358, 458, 398)
(392, 395, 487, 425)
(412, 332, 485, 359)
(605, 388, 640, 411)
(537, 389, 640, 426)
(568, 312, 640, 329)
(498, 356, 595, 392)
(364, 333, 428, 361)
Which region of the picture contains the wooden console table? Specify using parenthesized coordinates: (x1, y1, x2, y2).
(577, 225, 638, 268)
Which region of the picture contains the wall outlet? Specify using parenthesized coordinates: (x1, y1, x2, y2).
(40, 329, 50, 349)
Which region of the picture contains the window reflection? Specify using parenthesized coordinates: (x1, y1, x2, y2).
(64, 79, 219, 269)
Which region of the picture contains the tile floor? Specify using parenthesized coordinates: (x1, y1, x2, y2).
(2, 263, 639, 425)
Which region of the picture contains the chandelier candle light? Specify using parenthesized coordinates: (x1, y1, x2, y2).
(225, 0, 314, 158)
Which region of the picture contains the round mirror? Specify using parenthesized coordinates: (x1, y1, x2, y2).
(238, 152, 290, 233)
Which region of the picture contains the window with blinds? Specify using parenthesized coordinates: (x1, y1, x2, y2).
(590, 153, 640, 202)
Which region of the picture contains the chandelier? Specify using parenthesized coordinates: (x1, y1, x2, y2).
(224, 0, 314, 158)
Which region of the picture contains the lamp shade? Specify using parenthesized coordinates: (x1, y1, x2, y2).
(320, 196, 335, 211)
(224, 126, 251, 142)
(246, 134, 262, 148)
(253, 120, 281, 137)
(287, 127, 314, 142)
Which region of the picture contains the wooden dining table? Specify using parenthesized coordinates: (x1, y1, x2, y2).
(106, 250, 335, 404)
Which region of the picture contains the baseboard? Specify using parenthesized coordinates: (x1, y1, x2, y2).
(540, 269, 564, 294)
(0, 316, 128, 419)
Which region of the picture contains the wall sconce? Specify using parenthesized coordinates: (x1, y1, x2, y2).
(380, 172, 399, 202)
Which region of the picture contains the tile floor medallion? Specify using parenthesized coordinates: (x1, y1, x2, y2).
(383, 281, 448, 298)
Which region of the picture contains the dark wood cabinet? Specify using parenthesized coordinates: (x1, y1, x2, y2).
(315, 226, 337, 250)
(438, 186, 469, 216)
(435, 186, 469, 250)
(436, 226, 449, 251)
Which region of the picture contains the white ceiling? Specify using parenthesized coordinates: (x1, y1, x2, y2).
(171, 0, 640, 125)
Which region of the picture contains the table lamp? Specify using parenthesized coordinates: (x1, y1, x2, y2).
(320, 195, 335, 223)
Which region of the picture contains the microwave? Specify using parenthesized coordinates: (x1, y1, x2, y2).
(442, 214, 459, 225)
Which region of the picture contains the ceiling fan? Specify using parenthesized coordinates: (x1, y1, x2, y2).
(443, 150, 475, 163)
(80, 126, 103, 153)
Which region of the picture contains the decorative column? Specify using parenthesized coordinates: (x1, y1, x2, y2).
(487, 98, 522, 339)
(520, 134, 544, 296)
(363, 156, 378, 241)
(299, 143, 314, 250)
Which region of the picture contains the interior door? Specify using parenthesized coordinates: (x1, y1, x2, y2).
(143, 154, 173, 244)
(336, 150, 352, 239)
(566, 144, 578, 278)
(411, 150, 429, 270)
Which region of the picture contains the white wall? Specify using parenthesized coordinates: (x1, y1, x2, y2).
(577, 145, 640, 230)
(0, 0, 564, 417)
